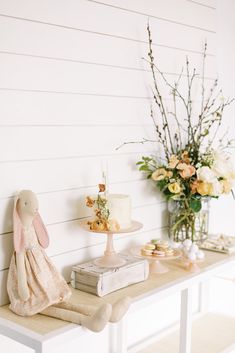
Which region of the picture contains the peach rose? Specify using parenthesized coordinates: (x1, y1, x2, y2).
(181, 166, 196, 179)
(152, 168, 168, 181)
(168, 182, 181, 194)
(176, 162, 187, 170)
(181, 151, 190, 164)
(168, 155, 180, 169)
(167, 171, 173, 178)
(190, 180, 200, 194)
(197, 181, 213, 196)
(177, 163, 196, 179)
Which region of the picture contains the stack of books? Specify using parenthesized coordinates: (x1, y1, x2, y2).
(71, 254, 149, 297)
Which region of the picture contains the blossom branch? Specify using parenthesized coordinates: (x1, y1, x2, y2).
(115, 137, 159, 151)
(147, 23, 174, 156)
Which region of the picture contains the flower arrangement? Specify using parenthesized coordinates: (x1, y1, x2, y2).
(120, 25, 235, 242)
(86, 184, 120, 232)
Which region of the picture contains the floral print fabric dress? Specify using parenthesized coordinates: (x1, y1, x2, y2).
(7, 226, 71, 316)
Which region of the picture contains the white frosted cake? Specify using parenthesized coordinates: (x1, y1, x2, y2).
(87, 193, 132, 231)
(107, 194, 132, 230)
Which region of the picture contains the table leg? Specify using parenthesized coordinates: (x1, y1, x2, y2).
(199, 280, 210, 314)
(116, 317, 127, 353)
(109, 324, 117, 353)
(108, 317, 127, 353)
(179, 287, 192, 353)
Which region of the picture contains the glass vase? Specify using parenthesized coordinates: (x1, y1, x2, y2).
(168, 198, 210, 243)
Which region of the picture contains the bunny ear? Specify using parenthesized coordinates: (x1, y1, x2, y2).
(13, 195, 24, 253)
(33, 212, 49, 249)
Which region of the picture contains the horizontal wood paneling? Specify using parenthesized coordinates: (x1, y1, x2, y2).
(0, 17, 217, 77)
(0, 91, 153, 126)
(187, 0, 216, 9)
(209, 197, 235, 235)
(0, 0, 216, 33)
(0, 201, 167, 271)
(0, 14, 217, 57)
(0, 153, 147, 198)
(0, 54, 147, 95)
(0, 179, 164, 234)
(0, 125, 158, 162)
(86, 0, 216, 31)
(0, 53, 215, 97)
(0, 0, 218, 312)
(0, 92, 203, 127)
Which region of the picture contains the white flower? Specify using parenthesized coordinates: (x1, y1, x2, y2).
(211, 179, 223, 196)
(212, 150, 235, 179)
(197, 166, 217, 183)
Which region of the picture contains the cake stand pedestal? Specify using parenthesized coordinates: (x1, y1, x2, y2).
(80, 220, 143, 268)
(181, 257, 204, 273)
(94, 232, 125, 267)
(148, 259, 169, 274)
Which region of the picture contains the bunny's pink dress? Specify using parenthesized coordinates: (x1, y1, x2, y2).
(7, 226, 71, 316)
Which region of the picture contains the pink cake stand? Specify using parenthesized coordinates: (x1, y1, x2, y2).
(130, 246, 182, 274)
(80, 220, 143, 268)
(181, 257, 205, 273)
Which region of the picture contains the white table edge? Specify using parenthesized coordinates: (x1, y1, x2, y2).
(0, 253, 235, 353)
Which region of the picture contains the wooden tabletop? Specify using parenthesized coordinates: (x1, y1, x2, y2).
(0, 250, 234, 336)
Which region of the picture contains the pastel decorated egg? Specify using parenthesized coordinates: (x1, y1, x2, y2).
(188, 252, 196, 261)
(196, 250, 205, 260)
(183, 239, 192, 249)
(190, 243, 199, 253)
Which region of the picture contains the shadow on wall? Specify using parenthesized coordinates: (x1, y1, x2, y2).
(3, 196, 15, 235)
(1, 197, 15, 271)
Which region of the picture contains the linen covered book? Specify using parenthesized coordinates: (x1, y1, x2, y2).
(71, 254, 149, 297)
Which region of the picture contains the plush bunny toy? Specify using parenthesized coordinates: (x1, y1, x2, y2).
(7, 190, 131, 332)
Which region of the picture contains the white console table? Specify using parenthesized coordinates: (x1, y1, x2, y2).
(0, 251, 235, 353)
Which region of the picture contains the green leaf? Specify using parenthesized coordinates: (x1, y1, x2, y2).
(136, 161, 144, 165)
(202, 129, 209, 137)
(189, 199, 202, 213)
(142, 156, 152, 162)
(157, 180, 168, 191)
(139, 165, 150, 171)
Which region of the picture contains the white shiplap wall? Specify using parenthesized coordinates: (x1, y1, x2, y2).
(0, 1, 217, 347)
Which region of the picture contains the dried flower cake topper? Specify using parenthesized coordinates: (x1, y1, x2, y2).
(86, 184, 120, 232)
